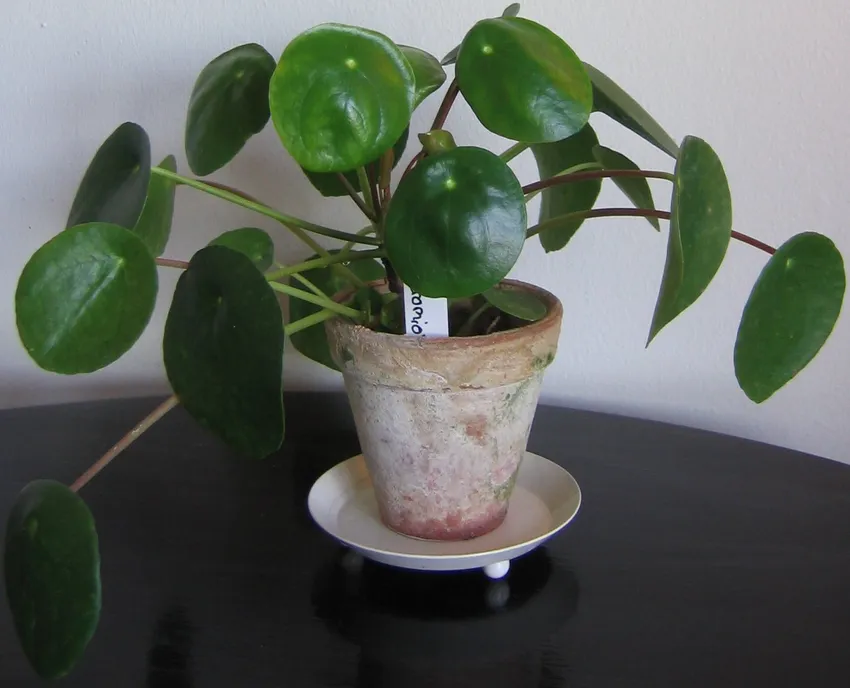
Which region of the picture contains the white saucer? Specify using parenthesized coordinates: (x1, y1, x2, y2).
(308, 452, 581, 575)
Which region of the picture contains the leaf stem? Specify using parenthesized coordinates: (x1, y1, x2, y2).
(525, 162, 603, 203)
(265, 247, 384, 281)
(70, 395, 179, 493)
(732, 231, 776, 255)
(457, 301, 491, 337)
(292, 272, 327, 298)
(336, 173, 376, 221)
(500, 142, 529, 163)
(527, 208, 672, 239)
(523, 169, 676, 196)
(155, 257, 189, 270)
(268, 281, 363, 319)
(283, 309, 337, 336)
(431, 78, 460, 131)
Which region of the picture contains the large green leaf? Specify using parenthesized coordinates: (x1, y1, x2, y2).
(592, 145, 660, 230)
(385, 146, 526, 298)
(185, 43, 276, 176)
(400, 46, 446, 109)
(163, 246, 284, 459)
(483, 285, 546, 321)
(289, 251, 385, 370)
(441, 3, 521, 65)
(649, 136, 732, 342)
(209, 227, 274, 271)
(16, 223, 158, 374)
(66, 122, 151, 230)
(4, 480, 101, 679)
(584, 62, 679, 158)
(269, 24, 415, 173)
(735, 233, 845, 403)
(531, 124, 602, 252)
(132, 155, 177, 256)
(457, 17, 592, 143)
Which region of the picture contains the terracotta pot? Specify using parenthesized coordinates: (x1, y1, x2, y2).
(325, 280, 563, 541)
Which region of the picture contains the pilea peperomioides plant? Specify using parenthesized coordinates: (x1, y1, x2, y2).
(5, 3, 845, 679)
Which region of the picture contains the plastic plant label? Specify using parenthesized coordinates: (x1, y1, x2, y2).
(403, 283, 449, 336)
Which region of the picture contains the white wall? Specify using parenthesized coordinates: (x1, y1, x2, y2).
(2, 0, 849, 462)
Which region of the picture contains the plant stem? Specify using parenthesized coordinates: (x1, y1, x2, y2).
(268, 281, 363, 319)
(458, 301, 490, 337)
(264, 247, 384, 281)
(292, 272, 327, 298)
(356, 167, 377, 220)
(401, 150, 425, 179)
(379, 148, 394, 205)
(367, 166, 382, 223)
(527, 208, 672, 238)
(70, 395, 179, 493)
(284, 309, 337, 336)
(525, 163, 603, 202)
(152, 166, 380, 246)
(336, 173, 376, 221)
(155, 257, 189, 270)
(523, 169, 676, 196)
(431, 78, 460, 131)
(500, 142, 529, 163)
(732, 231, 776, 255)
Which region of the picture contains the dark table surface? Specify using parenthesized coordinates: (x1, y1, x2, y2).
(1, 393, 849, 687)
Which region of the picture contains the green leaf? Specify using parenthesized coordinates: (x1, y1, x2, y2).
(441, 4, 521, 65)
(649, 136, 733, 342)
(385, 146, 527, 298)
(132, 155, 177, 256)
(289, 252, 385, 370)
(592, 145, 660, 230)
(735, 233, 845, 403)
(584, 62, 680, 158)
(66, 122, 151, 230)
(502, 3, 521, 17)
(457, 18, 592, 143)
(16, 223, 158, 374)
(484, 285, 546, 321)
(400, 46, 446, 109)
(418, 129, 457, 156)
(163, 245, 284, 459)
(4, 480, 101, 680)
(209, 227, 274, 271)
(531, 125, 602, 252)
(270, 24, 415, 173)
(185, 43, 276, 176)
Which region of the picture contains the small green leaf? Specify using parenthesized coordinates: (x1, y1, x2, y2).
(185, 43, 276, 176)
(418, 129, 457, 156)
(400, 45, 446, 109)
(132, 155, 177, 256)
(441, 4, 520, 65)
(16, 223, 158, 374)
(531, 125, 602, 252)
(735, 233, 845, 403)
(270, 24, 415, 173)
(209, 227, 274, 271)
(457, 18, 592, 143)
(484, 285, 547, 321)
(584, 62, 680, 158)
(4, 480, 101, 680)
(66, 122, 151, 230)
(649, 136, 732, 341)
(592, 145, 660, 230)
(163, 246, 284, 459)
(385, 146, 527, 298)
(502, 3, 521, 17)
(289, 252, 385, 370)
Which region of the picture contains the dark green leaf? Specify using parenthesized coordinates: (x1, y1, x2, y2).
(289, 252, 385, 370)
(4, 480, 101, 679)
(16, 223, 158, 374)
(649, 136, 732, 341)
(132, 155, 177, 256)
(164, 246, 284, 459)
(185, 43, 276, 176)
(209, 227, 274, 271)
(385, 146, 527, 298)
(441, 4, 521, 65)
(584, 62, 680, 158)
(66, 122, 151, 230)
(531, 125, 602, 252)
(400, 45, 446, 109)
(270, 24, 415, 172)
(592, 145, 660, 230)
(484, 285, 546, 321)
(457, 18, 592, 143)
(735, 233, 845, 403)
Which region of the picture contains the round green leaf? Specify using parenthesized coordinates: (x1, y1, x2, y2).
(399, 45, 446, 109)
(163, 245, 284, 459)
(16, 223, 158, 374)
(4, 480, 101, 680)
(132, 155, 177, 256)
(208, 227, 274, 271)
(592, 145, 660, 231)
(66, 122, 151, 230)
(385, 146, 527, 298)
(418, 129, 457, 156)
(735, 233, 845, 403)
(185, 43, 276, 176)
(457, 17, 592, 143)
(289, 252, 385, 370)
(441, 4, 521, 65)
(483, 285, 546, 321)
(531, 124, 602, 252)
(270, 24, 415, 173)
(649, 136, 732, 342)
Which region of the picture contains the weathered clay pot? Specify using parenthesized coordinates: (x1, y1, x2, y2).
(325, 280, 562, 541)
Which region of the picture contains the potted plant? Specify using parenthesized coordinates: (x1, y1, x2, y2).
(4, 3, 845, 679)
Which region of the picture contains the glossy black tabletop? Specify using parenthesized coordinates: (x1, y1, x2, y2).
(1, 393, 849, 687)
